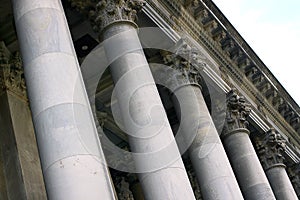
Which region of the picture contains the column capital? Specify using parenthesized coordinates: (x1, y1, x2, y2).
(222, 88, 251, 138)
(256, 129, 287, 171)
(160, 42, 206, 92)
(0, 42, 27, 99)
(69, 0, 145, 33)
(95, 0, 146, 33)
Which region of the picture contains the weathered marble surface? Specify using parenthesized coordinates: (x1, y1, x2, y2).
(11, 0, 116, 199)
(102, 23, 196, 200)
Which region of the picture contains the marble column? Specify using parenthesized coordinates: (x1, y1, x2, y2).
(12, 0, 116, 199)
(159, 44, 244, 200)
(256, 129, 298, 200)
(221, 90, 275, 200)
(288, 164, 300, 198)
(91, 1, 195, 199)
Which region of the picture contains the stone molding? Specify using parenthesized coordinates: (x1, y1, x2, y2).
(66, 0, 300, 159)
(155, 0, 300, 143)
(0, 42, 27, 99)
(256, 129, 287, 171)
(69, 0, 145, 33)
(222, 88, 251, 138)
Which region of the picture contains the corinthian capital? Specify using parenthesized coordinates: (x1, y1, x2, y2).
(90, 0, 145, 32)
(0, 42, 27, 98)
(160, 41, 206, 91)
(68, 0, 145, 33)
(256, 129, 287, 170)
(222, 89, 251, 137)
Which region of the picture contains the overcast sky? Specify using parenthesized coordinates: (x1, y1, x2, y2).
(212, 0, 300, 105)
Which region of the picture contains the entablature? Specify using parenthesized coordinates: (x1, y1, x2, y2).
(143, 0, 300, 158)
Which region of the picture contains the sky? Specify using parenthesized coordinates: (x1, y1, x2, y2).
(212, 0, 300, 105)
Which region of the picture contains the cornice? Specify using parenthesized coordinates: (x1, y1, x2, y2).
(56, 0, 300, 163)
(201, 0, 300, 113)
(145, 0, 300, 151)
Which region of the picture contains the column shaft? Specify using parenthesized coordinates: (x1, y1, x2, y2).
(12, 0, 115, 199)
(256, 129, 298, 200)
(172, 85, 244, 200)
(222, 90, 275, 200)
(266, 166, 298, 200)
(103, 23, 195, 200)
(223, 132, 275, 199)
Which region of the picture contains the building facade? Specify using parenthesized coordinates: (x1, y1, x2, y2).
(0, 0, 299, 199)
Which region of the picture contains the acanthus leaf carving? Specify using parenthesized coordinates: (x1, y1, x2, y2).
(256, 129, 287, 171)
(160, 40, 206, 91)
(222, 88, 251, 137)
(115, 176, 134, 200)
(0, 42, 27, 98)
(68, 0, 145, 33)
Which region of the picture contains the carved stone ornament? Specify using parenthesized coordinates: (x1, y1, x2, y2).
(222, 88, 251, 137)
(0, 41, 27, 98)
(69, 0, 146, 33)
(288, 165, 300, 198)
(184, 0, 201, 15)
(256, 129, 287, 171)
(160, 41, 206, 92)
(115, 177, 134, 200)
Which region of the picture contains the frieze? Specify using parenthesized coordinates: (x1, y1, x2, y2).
(150, 0, 300, 152)
(66, 0, 300, 155)
(0, 42, 27, 98)
(91, 0, 145, 33)
(256, 129, 287, 171)
(222, 89, 251, 138)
